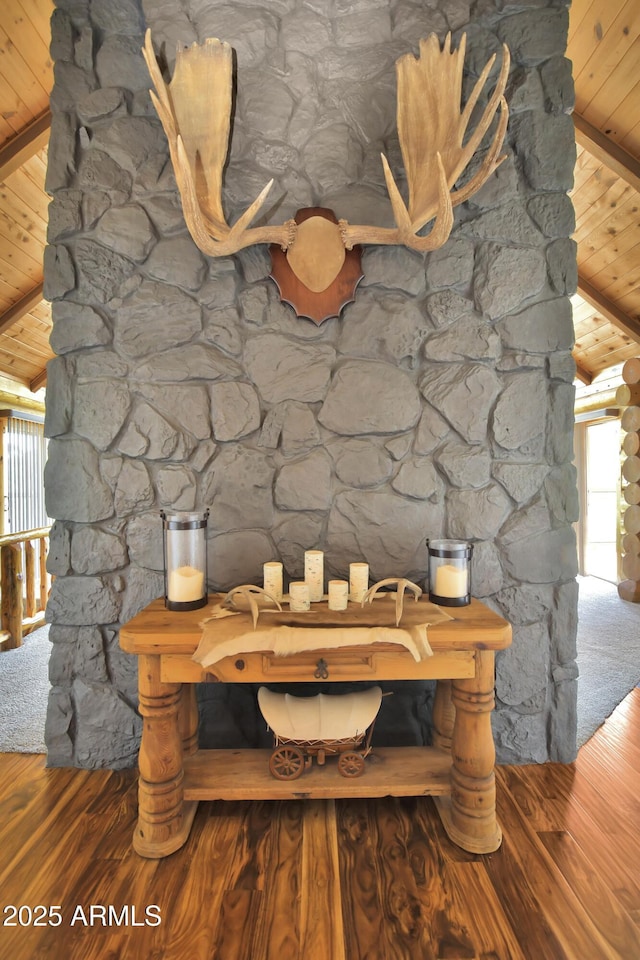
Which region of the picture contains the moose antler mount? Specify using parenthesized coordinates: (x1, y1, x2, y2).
(143, 30, 510, 324)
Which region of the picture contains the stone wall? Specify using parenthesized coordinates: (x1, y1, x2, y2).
(44, 0, 579, 768)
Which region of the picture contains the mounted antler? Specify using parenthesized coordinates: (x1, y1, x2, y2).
(341, 33, 510, 252)
(143, 30, 509, 303)
(142, 31, 296, 256)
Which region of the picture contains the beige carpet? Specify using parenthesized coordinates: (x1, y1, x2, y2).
(577, 575, 640, 746)
(0, 624, 49, 753)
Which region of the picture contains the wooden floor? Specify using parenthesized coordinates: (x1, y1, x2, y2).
(1, 691, 639, 960)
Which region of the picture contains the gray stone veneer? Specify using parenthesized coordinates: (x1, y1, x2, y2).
(44, 0, 579, 768)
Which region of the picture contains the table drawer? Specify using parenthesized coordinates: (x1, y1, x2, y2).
(161, 648, 477, 683)
(261, 650, 376, 680)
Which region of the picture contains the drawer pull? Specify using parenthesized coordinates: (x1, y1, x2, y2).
(314, 658, 329, 679)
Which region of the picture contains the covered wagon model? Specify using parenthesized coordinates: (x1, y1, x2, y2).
(258, 685, 383, 781)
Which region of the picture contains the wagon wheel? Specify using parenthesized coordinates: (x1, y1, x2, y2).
(269, 745, 305, 780)
(338, 752, 365, 778)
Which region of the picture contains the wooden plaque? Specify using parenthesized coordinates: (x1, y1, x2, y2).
(270, 207, 363, 325)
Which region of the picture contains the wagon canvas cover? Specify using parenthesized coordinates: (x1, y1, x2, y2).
(257, 686, 383, 742)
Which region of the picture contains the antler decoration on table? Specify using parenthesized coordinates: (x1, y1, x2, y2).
(143, 29, 509, 312)
(222, 585, 283, 630)
(361, 578, 423, 627)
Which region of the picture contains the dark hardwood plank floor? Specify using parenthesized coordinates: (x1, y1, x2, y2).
(0, 689, 639, 959)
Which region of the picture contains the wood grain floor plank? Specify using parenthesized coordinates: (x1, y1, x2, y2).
(396, 796, 479, 959)
(483, 807, 582, 960)
(0, 768, 88, 870)
(575, 745, 640, 823)
(336, 798, 388, 960)
(0, 752, 45, 801)
(299, 800, 346, 960)
(445, 860, 528, 960)
(30, 858, 135, 960)
(403, 796, 529, 960)
(496, 765, 560, 833)
(248, 801, 304, 960)
(581, 689, 640, 761)
(216, 890, 263, 960)
(577, 706, 640, 771)
(539, 829, 640, 956)
(528, 763, 640, 906)
(496, 764, 583, 839)
(61, 858, 161, 960)
(493, 782, 624, 959)
(121, 801, 242, 960)
(208, 803, 268, 960)
(576, 687, 640, 788)
(2, 770, 158, 960)
(582, 720, 640, 774)
(578, 691, 640, 753)
(0, 768, 99, 887)
(373, 798, 442, 960)
(84, 771, 139, 862)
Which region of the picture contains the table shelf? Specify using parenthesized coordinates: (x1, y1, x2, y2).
(183, 746, 452, 801)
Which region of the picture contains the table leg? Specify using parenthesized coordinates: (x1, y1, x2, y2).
(180, 684, 199, 756)
(432, 679, 455, 752)
(434, 649, 502, 854)
(134, 654, 198, 858)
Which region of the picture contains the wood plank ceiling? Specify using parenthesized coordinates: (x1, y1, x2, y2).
(0, 0, 638, 394)
(0, 0, 52, 395)
(568, 0, 640, 384)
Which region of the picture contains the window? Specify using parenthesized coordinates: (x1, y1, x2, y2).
(575, 415, 622, 584)
(0, 411, 49, 535)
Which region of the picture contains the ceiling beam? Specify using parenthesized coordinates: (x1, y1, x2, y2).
(0, 283, 44, 337)
(574, 113, 640, 194)
(30, 367, 48, 393)
(0, 110, 51, 183)
(573, 360, 592, 385)
(577, 275, 640, 343)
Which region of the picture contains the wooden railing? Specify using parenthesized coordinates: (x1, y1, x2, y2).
(0, 527, 50, 649)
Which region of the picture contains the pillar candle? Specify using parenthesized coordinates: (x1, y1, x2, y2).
(434, 563, 468, 599)
(349, 562, 369, 602)
(304, 549, 324, 602)
(263, 561, 283, 601)
(289, 581, 310, 612)
(328, 579, 349, 611)
(168, 565, 205, 603)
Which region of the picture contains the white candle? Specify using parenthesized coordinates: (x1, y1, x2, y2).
(328, 579, 349, 611)
(263, 561, 283, 601)
(349, 562, 369, 602)
(434, 563, 468, 599)
(304, 550, 324, 602)
(168, 565, 204, 603)
(289, 581, 310, 612)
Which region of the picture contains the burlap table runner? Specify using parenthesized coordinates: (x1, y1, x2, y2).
(193, 593, 453, 667)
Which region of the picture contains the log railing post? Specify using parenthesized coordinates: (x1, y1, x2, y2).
(39, 536, 49, 611)
(1, 543, 24, 648)
(25, 540, 36, 618)
(0, 529, 50, 647)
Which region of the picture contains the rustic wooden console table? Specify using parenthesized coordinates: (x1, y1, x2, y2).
(120, 596, 511, 859)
